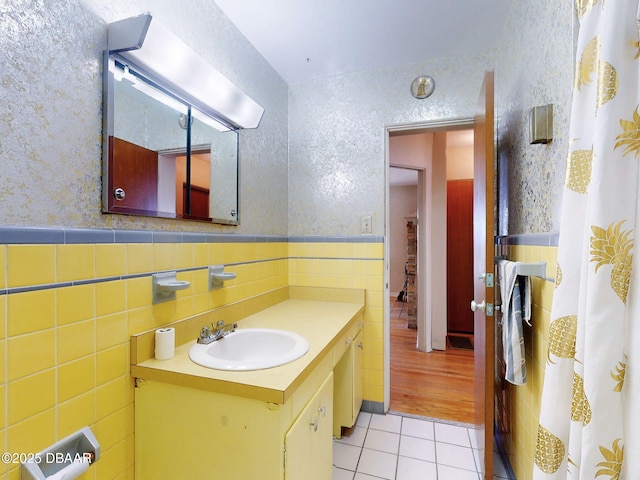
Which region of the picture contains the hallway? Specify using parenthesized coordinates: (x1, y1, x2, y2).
(389, 298, 475, 424)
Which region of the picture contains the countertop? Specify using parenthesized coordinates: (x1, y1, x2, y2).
(130, 296, 365, 404)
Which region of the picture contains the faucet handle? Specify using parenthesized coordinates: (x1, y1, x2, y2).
(199, 326, 211, 340)
(212, 320, 225, 329)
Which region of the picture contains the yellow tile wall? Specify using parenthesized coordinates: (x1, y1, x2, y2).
(0, 239, 288, 480)
(288, 241, 385, 403)
(497, 244, 557, 480)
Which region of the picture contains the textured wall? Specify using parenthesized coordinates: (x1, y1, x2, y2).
(0, 0, 288, 234)
(495, 0, 576, 235)
(288, 52, 495, 236)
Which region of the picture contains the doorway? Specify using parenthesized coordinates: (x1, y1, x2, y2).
(385, 120, 475, 424)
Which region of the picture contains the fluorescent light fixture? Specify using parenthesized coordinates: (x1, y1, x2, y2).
(130, 79, 188, 115)
(192, 108, 230, 132)
(109, 59, 188, 115)
(107, 14, 264, 129)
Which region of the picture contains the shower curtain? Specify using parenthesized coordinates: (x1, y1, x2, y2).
(534, 1, 640, 479)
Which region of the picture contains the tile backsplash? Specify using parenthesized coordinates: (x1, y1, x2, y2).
(0, 226, 383, 479)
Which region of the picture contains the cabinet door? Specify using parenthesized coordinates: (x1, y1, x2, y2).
(333, 330, 363, 437)
(352, 330, 363, 420)
(285, 373, 333, 480)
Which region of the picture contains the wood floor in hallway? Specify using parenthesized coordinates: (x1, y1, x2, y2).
(389, 298, 475, 425)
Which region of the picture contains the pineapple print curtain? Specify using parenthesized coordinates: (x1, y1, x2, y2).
(534, 1, 640, 478)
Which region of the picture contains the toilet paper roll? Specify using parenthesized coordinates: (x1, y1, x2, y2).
(155, 327, 175, 360)
(45, 459, 90, 480)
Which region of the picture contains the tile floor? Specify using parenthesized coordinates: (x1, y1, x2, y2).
(333, 412, 510, 480)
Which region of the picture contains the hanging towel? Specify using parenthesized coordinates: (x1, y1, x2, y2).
(498, 259, 532, 385)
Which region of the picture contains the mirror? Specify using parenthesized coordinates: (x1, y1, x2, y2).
(103, 57, 240, 224)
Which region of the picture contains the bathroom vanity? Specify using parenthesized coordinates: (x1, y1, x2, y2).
(130, 287, 364, 479)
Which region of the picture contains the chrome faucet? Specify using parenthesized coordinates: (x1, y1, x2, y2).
(197, 320, 237, 344)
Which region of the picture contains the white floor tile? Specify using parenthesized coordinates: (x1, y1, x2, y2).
(364, 428, 400, 454)
(357, 448, 398, 480)
(355, 411, 372, 428)
(333, 466, 355, 480)
(333, 412, 511, 480)
(369, 413, 402, 433)
(337, 425, 368, 447)
(353, 473, 382, 480)
(435, 442, 477, 471)
(437, 464, 481, 480)
(333, 442, 361, 471)
(434, 422, 473, 447)
(396, 456, 437, 480)
(469, 428, 480, 449)
(473, 448, 481, 472)
(399, 435, 436, 463)
(401, 417, 434, 440)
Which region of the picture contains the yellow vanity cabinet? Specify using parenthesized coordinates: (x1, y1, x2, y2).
(130, 292, 367, 479)
(134, 354, 335, 479)
(284, 372, 333, 479)
(333, 321, 364, 438)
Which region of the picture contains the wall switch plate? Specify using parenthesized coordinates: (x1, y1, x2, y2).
(359, 214, 373, 234)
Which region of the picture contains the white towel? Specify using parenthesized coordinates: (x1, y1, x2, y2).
(498, 260, 532, 385)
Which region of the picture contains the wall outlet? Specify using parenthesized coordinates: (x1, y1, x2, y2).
(359, 214, 373, 234)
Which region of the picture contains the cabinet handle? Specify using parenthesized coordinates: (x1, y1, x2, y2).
(318, 405, 327, 417)
(310, 416, 319, 432)
(358, 341, 363, 350)
(345, 337, 352, 346)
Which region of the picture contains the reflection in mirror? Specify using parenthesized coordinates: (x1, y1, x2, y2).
(191, 115, 239, 223)
(104, 58, 239, 224)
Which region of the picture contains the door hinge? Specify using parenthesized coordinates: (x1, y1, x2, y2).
(486, 273, 494, 287)
(283, 446, 287, 468)
(486, 303, 494, 316)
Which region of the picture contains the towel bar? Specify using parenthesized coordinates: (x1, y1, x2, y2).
(515, 261, 546, 278)
(496, 258, 552, 282)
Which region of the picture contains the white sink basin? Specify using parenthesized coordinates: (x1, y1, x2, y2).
(188, 328, 310, 371)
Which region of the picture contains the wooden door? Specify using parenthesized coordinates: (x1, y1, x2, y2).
(109, 136, 158, 213)
(447, 179, 474, 333)
(472, 71, 495, 479)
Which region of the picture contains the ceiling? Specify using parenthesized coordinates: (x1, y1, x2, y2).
(213, 0, 513, 85)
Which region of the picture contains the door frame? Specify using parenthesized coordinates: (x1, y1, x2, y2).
(384, 117, 474, 411)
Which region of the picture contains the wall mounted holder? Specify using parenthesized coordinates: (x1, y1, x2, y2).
(153, 272, 190, 304)
(21, 426, 100, 480)
(496, 256, 553, 282)
(209, 265, 237, 290)
(530, 104, 553, 144)
(514, 261, 547, 279)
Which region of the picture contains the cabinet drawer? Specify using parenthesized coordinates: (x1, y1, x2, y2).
(334, 325, 355, 365)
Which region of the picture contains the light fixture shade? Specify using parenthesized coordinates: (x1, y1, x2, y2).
(108, 14, 264, 129)
(410, 75, 435, 99)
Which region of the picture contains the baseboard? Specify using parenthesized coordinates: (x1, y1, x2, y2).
(361, 400, 385, 415)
